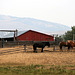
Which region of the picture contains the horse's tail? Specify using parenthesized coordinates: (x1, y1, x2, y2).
(59, 42, 63, 50)
(59, 42, 61, 46)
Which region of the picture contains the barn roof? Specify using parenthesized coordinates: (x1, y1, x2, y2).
(0, 30, 53, 38)
(29, 30, 54, 37)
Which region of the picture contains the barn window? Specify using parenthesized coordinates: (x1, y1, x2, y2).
(26, 37, 28, 40)
(32, 38, 34, 41)
(41, 37, 42, 41)
(46, 38, 50, 41)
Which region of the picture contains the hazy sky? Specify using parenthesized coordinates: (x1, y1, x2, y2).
(0, 0, 75, 27)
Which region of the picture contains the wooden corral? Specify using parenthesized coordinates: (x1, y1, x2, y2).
(0, 42, 75, 55)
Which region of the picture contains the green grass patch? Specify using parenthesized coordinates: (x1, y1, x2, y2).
(0, 65, 75, 75)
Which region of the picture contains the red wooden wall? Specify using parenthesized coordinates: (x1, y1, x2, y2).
(17, 30, 54, 41)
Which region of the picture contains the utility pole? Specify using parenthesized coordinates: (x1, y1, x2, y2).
(72, 27, 74, 42)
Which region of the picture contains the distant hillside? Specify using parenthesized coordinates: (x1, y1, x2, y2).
(0, 15, 71, 37)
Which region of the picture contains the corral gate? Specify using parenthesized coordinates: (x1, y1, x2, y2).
(0, 29, 18, 41)
(0, 29, 18, 47)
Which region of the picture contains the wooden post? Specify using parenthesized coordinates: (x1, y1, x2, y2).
(16, 29, 18, 41)
(14, 31, 15, 41)
(24, 44, 26, 52)
(72, 27, 74, 42)
(2, 39, 4, 48)
(73, 31, 74, 42)
(53, 45, 55, 52)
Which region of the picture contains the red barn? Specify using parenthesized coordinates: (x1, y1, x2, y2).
(17, 30, 54, 41)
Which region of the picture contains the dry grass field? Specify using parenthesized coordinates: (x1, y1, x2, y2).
(0, 45, 75, 66)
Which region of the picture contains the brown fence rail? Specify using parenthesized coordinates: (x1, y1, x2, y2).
(0, 46, 25, 55)
(0, 41, 75, 55)
(0, 41, 55, 48)
(0, 41, 34, 48)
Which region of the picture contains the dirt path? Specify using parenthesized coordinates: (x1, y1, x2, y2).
(0, 51, 75, 66)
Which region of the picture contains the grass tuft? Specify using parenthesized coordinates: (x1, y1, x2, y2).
(0, 65, 75, 75)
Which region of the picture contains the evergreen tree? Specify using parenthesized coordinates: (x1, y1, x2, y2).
(63, 26, 75, 41)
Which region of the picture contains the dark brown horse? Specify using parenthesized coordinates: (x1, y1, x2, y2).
(59, 41, 69, 50)
(33, 42, 50, 52)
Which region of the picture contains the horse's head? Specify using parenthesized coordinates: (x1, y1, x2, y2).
(46, 42, 50, 47)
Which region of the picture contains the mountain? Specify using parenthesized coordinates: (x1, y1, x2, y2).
(0, 15, 71, 37)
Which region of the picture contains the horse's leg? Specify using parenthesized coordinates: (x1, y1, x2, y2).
(41, 48, 43, 52)
(70, 46, 73, 52)
(68, 46, 71, 51)
(33, 46, 37, 53)
(60, 46, 63, 51)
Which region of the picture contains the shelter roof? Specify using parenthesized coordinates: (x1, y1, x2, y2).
(0, 30, 27, 38)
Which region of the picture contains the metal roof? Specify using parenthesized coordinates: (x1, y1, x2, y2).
(0, 30, 27, 38)
(0, 30, 53, 38)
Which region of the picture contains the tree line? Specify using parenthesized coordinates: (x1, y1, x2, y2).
(55, 26, 75, 44)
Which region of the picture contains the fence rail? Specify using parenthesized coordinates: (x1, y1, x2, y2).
(0, 41, 55, 48)
(0, 41, 34, 48)
(0, 41, 75, 55)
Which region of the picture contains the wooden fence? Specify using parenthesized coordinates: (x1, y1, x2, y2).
(0, 41, 74, 55)
(0, 41, 34, 48)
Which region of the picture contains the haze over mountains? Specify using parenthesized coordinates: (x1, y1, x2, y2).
(0, 15, 71, 37)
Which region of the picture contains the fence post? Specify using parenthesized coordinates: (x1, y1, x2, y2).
(53, 45, 55, 52)
(24, 44, 26, 52)
(2, 39, 4, 48)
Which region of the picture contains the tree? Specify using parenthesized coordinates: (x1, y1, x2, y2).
(72, 26, 75, 34)
(63, 26, 75, 41)
(72, 26, 75, 42)
(55, 36, 63, 45)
